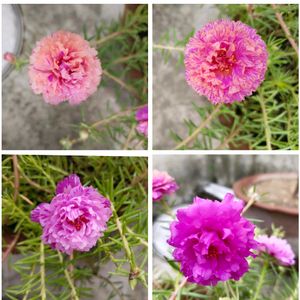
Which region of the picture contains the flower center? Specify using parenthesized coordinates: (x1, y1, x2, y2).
(210, 43, 236, 75)
(48, 50, 84, 83)
(67, 215, 89, 231)
(207, 245, 218, 259)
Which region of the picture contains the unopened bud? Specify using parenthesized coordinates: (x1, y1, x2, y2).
(3, 52, 16, 64)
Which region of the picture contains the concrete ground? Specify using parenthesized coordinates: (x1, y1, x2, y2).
(2, 4, 138, 150)
(153, 4, 220, 149)
(3, 252, 147, 300)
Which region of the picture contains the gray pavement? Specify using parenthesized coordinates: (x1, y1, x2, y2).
(153, 4, 220, 149)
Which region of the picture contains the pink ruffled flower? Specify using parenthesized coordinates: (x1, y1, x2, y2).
(152, 170, 178, 202)
(256, 235, 295, 266)
(31, 174, 112, 254)
(168, 193, 257, 286)
(136, 105, 148, 137)
(29, 31, 102, 105)
(185, 19, 268, 104)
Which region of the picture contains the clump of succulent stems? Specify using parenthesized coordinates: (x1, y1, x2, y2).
(3, 155, 148, 299)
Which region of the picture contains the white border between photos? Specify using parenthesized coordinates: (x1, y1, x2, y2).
(1, 1, 300, 300)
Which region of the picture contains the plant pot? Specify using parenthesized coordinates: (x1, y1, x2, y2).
(2, 4, 24, 80)
(233, 172, 298, 251)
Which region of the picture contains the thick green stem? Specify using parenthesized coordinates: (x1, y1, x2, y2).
(223, 281, 230, 298)
(169, 276, 188, 300)
(160, 198, 175, 218)
(57, 252, 79, 300)
(153, 44, 185, 52)
(122, 124, 136, 150)
(174, 104, 222, 149)
(92, 31, 123, 47)
(91, 105, 145, 128)
(40, 242, 46, 300)
(258, 94, 272, 150)
(126, 226, 148, 247)
(12, 155, 20, 202)
(271, 4, 298, 55)
(252, 260, 269, 300)
(242, 196, 256, 215)
(111, 201, 146, 288)
(103, 69, 142, 101)
(216, 125, 241, 150)
(67, 105, 145, 148)
(227, 281, 238, 300)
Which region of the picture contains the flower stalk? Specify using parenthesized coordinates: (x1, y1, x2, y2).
(40, 242, 46, 300)
(153, 44, 185, 52)
(57, 252, 79, 300)
(110, 201, 146, 289)
(169, 276, 188, 300)
(92, 31, 123, 47)
(252, 260, 269, 300)
(174, 103, 222, 149)
(271, 4, 298, 55)
(258, 92, 272, 150)
(102, 69, 142, 101)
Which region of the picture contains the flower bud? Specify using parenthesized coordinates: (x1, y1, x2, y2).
(3, 52, 16, 64)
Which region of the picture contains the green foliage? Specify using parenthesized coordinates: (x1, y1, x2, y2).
(155, 4, 298, 150)
(3, 155, 148, 299)
(153, 238, 298, 300)
(61, 5, 148, 150)
(156, 29, 194, 67)
(153, 185, 298, 299)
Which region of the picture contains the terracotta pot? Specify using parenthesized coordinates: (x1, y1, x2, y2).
(233, 173, 298, 251)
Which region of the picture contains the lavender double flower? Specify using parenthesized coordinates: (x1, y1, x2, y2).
(31, 174, 112, 254)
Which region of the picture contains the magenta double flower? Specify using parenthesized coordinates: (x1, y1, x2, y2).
(168, 193, 257, 285)
(31, 174, 112, 254)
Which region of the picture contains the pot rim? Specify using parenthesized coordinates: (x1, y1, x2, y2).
(233, 172, 298, 216)
(2, 4, 24, 81)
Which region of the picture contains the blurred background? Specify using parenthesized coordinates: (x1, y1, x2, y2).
(153, 4, 220, 149)
(153, 154, 298, 280)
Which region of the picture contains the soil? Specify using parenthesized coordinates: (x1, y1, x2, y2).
(247, 178, 298, 209)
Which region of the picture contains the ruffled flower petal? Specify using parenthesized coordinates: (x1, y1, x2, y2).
(168, 193, 257, 285)
(256, 235, 295, 266)
(184, 20, 268, 104)
(152, 170, 179, 202)
(31, 174, 112, 254)
(29, 31, 102, 105)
